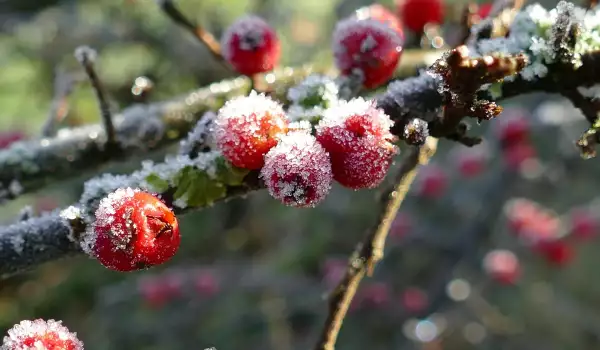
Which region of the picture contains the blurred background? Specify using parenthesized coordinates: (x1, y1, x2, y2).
(1, 0, 600, 349)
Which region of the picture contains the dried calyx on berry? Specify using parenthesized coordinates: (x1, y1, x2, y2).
(403, 118, 429, 146)
(2, 319, 83, 350)
(316, 98, 398, 189)
(332, 17, 403, 89)
(261, 131, 333, 207)
(82, 188, 181, 272)
(212, 91, 289, 170)
(221, 15, 280, 76)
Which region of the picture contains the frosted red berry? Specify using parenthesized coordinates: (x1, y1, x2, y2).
(454, 146, 488, 178)
(401, 287, 428, 313)
(503, 142, 537, 171)
(0, 131, 25, 149)
(354, 4, 404, 40)
(193, 269, 220, 297)
(332, 18, 403, 88)
(359, 282, 391, 308)
(535, 240, 574, 266)
(396, 0, 444, 33)
(483, 249, 520, 285)
(415, 164, 447, 198)
(316, 98, 397, 189)
(138, 274, 182, 308)
(477, 3, 493, 19)
(2, 319, 83, 350)
(213, 91, 288, 170)
(84, 188, 181, 272)
(569, 208, 598, 240)
(221, 15, 280, 76)
(261, 131, 333, 207)
(495, 109, 530, 145)
(390, 212, 413, 239)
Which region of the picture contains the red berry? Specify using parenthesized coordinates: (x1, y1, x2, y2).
(0, 131, 25, 149)
(503, 142, 537, 171)
(354, 4, 405, 40)
(483, 249, 520, 285)
(316, 98, 397, 189)
(84, 188, 181, 272)
(477, 3, 493, 19)
(193, 269, 220, 297)
(261, 131, 333, 207)
(505, 198, 539, 233)
(221, 15, 280, 76)
(415, 164, 447, 198)
(213, 92, 288, 170)
(3, 319, 83, 350)
(495, 109, 530, 146)
(535, 240, 574, 266)
(396, 0, 444, 33)
(401, 287, 428, 313)
(568, 208, 598, 240)
(332, 18, 403, 88)
(138, 274, 182, 308)
(454, 146, 488, 178)
(322, 258, 347, 287)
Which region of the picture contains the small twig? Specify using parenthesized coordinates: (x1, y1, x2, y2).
(74, 46, 118, 148)
(157, 0, 229, 69)
(314, 137, 438, 350)
(41, 67, 80, 137)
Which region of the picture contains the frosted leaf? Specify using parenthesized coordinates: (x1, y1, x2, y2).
(2, 319, 83, 350)
(221, 15, 271, 59)
(287, 74, 339, 108)
(261, 131, 332, 207)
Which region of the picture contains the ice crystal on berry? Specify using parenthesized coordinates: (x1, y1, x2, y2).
(221, 15, 280, 76)
(332, 18, 403, 88)
(83, 188, 180, 271)
(2, 319, 83, 350)
(261, 131, 332, 207)
(213, 91, 288, 170)
(316, 98, 397, 189)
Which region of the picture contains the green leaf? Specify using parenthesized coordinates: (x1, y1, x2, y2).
(186, 172, 226, 207)
(215, 157, 249, 186)
(145, 173, 170, 193)
(173, 166, 196, 199)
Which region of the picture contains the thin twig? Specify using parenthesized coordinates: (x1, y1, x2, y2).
(41, 67, 80, 137)
(74, 46, 118, 148)
(157, 0, 229, 69)
(314, 137, 438, 350)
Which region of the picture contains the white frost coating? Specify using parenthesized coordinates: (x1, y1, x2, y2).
(475, 2, 600, 82)
(80, 151, 221, 211)
(74, 45, 97, 63)
(287, 74, 339, 108)
(318, 97, 394, 132)
(384, 73, 442, 122)
(2, 319, 83, 350)
(287, 105, 325, 122)
(60, 206, 83, 243)
(179, 111, 216, 155)
(10, 235, 25, 255)
(221, 15, 272, 59)
(288, 120, 313, 133)
(578, 84, 600, 100)
(260, 131, 332, 207)
(8, 180, 22, 196)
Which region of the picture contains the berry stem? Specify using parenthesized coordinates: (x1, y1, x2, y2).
(158, 0, 231, 71)
(75, 46, 118, 149)
(314, 137, 438, 350)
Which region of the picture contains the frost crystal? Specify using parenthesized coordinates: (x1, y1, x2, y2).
(60, 206, 83, 243)
(179, 111, 216, 156)
(221, 15, 270, 58)
(2, 319, 83, 350)
(287, 74, 339, 109)
(474, 2, 600, 82)
(261, 131, 332, 207)
(319, 98, 394, 133)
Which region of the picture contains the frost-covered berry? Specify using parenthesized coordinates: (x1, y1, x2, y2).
(2, 319, 83, 350)
(401, 287, 429, 313)
(261, 131, 333, 207)
(396, 0, 444, 33)
(332, 18, 403, 88)
(403, 118, 429, 146)
(221, 15, 280, 76)
(569, 208, 598, 240)
(316, 98, 397, 189)
(354, 4, 404, 40)
(483, 250, 520, 285)
(477, 3, 493, 20)
(83, 188, 181, 272)
(495, 109, 530, 146)
(213, 91, 288, 169)
(0, 131, 25, 149)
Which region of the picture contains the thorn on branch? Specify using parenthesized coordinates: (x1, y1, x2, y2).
(157, 0, 229, 69)
(74, 46, 118, 149)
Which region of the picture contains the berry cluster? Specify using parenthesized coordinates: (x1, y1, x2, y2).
(483, 249, 520, 285)
(2, 319, 83, 350)
(83, 188, 181, 272)
(212, 93, 398, 207)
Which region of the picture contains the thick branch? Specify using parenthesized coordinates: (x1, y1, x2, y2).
(314, 138, 438, 350)
(0, 49, 441, 203)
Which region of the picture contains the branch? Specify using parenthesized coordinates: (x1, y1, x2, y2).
(0, 49, 441, 204)
(314, 138, 438, 350)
